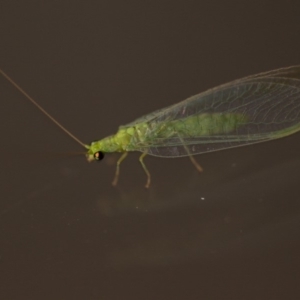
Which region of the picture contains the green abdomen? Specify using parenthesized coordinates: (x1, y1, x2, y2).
(157, 113, 248, 138)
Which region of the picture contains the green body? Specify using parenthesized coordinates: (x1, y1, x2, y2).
(87, 65, 300, 161)
(86, 113, 248, 160)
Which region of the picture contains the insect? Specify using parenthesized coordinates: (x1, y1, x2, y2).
(2, 65, 300, 187)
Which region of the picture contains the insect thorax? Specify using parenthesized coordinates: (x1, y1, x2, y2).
(87, 122, 156, 158)
(115, 123, 152, 151)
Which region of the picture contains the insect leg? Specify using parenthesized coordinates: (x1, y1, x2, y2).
(112, 152, 128, 186)
(139, 152, 151, 188)
(178, 135, 203, 173)
(188, 155, 203, 172)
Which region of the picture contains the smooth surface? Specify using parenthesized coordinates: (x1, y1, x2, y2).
(1, 1, 300, 299)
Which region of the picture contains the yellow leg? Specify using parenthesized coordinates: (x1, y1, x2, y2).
(176, 134, 203, 173)
(112, 152, 128, 186)
(189, 155, 203, 173)
(139, 153, 151, 188)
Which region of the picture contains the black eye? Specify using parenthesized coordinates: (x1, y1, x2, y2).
(94, 151, 104, 161)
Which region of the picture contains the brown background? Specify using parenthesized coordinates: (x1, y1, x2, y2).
(1, 1, 300, 299)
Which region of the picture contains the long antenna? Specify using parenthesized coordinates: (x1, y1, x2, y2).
(1, 69, 87, 148)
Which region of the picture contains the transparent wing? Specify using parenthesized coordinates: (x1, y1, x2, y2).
(125, 65, 300, 157)
(123, 65, 300, 128)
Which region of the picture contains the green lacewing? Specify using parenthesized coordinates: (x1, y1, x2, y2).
(2, 65, 300, 187)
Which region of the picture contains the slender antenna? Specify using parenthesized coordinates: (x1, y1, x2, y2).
(1, 69, 87, 148)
